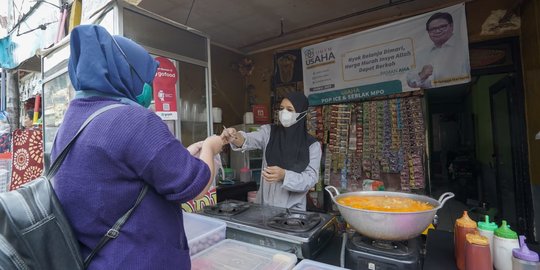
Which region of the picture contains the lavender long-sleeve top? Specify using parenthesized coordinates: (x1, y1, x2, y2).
(51, 98, 210, 270)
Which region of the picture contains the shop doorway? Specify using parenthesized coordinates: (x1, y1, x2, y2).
(427, 37, 534, 239)
(427, 84, 477, 204)
(489, 75, 533, 239)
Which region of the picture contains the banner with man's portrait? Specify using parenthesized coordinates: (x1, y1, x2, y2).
(302, 4, 469, 105)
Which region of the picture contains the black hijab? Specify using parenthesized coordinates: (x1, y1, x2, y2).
(265, 92, 317, 173)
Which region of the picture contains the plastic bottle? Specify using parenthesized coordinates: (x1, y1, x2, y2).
(478, 215, 498, 263)
(247, 191, 257, 203)
(465, 233, 493, 270)
(512, 235, 539, 270)
(493, 220, 519, 270)
(240, 167, 251, 183)
(223, 168, 235, 181)
(455, 211, 478, 270)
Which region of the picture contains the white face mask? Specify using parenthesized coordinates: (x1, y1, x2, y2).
(279, 109, 306, 127)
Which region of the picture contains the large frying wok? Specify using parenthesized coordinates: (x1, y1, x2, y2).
(325, 186, 454, 241)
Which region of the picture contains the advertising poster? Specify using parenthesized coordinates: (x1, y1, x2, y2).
(153, 57, 178, 120)
(302, 4, 470, 105)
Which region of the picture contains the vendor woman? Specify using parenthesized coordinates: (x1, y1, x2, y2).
(221, 92, 322, 210)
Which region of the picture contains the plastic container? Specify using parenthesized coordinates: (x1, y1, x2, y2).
(464, 233, 493, 270)
(493, 220, 519, 270)
(244, 112, 254, 124)
(512, 235, 539, 270)
(247, 191, 257, 203)
(293, 259, 347, 270)
(455, 211, 478, 270)
(223, 168, 235, 181)
(183, 212, 226, 256)
(252, 169, 262, 185)
(212, 107, 222, 123)
(240, 167, 251, 183)
(478, 215, 498, 262)
(0, 168, 10, 193)
(191, 239, 297, 270)
(0, 153, 11, 193)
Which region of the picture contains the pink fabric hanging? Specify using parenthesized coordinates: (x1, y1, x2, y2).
(9, 129, 43, 191)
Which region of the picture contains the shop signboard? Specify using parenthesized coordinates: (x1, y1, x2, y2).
(153, 57, 178, 120)
(302, 3, 470, 105)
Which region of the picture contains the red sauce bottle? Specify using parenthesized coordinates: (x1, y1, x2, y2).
(465, 233, 493, 270)
(455, 211, 478, 270)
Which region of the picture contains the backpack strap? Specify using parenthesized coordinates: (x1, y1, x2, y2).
(46, 104, 125, 178)
(83, 185, 148, 268)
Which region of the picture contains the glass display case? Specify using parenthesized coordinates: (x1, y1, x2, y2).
(41, 0, 213, 166)
(177, 61, 209, 146)
(41, 40, 71, 166)
(43, 72, 74, 156)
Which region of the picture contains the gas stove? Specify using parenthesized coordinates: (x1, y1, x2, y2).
(201, 200, 337, 259)
(345, 232, 422, 270)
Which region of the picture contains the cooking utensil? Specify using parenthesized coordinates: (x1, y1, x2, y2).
(325, 186, 454, 240)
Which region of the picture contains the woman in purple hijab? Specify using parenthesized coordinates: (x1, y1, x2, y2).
(51, 24, 223, 269)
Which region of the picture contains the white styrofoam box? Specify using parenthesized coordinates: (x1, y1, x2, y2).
(0, 156, 10, 193)
(0, 169, 10, 193)
(191, 239, 298, 270)
(183, 212, 226, 256)
(293, 259, 348, 270)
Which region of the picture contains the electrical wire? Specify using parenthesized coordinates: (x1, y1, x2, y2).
(12, 1, 23, 24)
(20, 0, 25, 15)
(7, 0, 62, 36)
(16, 20, 57, 36)
(184, 0, 196, 25)
(41, 0, 61, 9)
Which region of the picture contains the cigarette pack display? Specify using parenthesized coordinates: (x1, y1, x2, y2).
(306, 94, 426, 192)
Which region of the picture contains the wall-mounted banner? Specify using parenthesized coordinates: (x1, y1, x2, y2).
(153, 57, 178, 120)
(302, 3, 470, 105)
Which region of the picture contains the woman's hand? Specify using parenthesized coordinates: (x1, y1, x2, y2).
(220, 127, 245, 147)
(186, 141, 204, 156)
(203, 135, 224, 155)
(220, 128, 237, 143)
(262, 166, 285, 182)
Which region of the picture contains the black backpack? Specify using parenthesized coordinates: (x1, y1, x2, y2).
(0, 104, 148, 269)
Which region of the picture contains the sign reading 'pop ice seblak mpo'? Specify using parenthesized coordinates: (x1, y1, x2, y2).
(302, 3, 470, 105)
